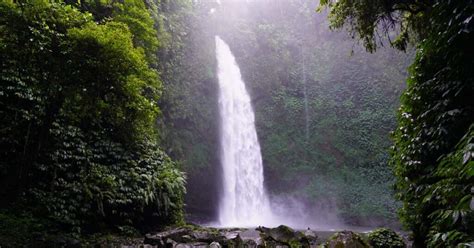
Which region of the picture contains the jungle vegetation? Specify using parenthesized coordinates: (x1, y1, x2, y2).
(0, 0, 185, 242)
(320, 0, 474, 246)
(0, 0, 472, 247)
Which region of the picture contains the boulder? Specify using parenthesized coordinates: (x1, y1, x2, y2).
(192, 230, 222, 242)
(257, 225, 299, 243)
(210, 241, 222, 248)
(256, 225, 315, 247)
(166, 238, 178, 248)
(220, 233, 243, 248)
(301, 228, 318, 247)
(243, 239, 257, 248)
(323, 231, 369, 248)
(175, 242, 208, 248)
(145, 228, 191, 246)
(222, 230, 240, 240)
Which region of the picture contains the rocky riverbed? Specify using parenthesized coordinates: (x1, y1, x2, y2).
(19, 224, 407, 247)
(139, 225, 407, 248)
(143, 225, 318, 248)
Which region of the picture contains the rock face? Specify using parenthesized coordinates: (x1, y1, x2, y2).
(322, 231, 369, 248)
(144, 225, 319, 248)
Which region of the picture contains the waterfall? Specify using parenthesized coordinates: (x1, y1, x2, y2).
(215, 36, 274, 227)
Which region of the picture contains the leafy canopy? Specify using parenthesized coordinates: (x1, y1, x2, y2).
(0, 0, 185, 234)
(319, 0, 474, 246)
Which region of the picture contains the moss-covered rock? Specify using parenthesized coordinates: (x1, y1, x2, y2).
(367, 228, 405, 248)
(256, 225, 316, 248)
(257, 225, 301, 243)
(322, 231, 369, 248)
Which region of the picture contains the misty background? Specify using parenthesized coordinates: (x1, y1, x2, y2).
(158, 0, 413, 227)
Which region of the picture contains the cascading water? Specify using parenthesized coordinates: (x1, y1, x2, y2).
(215, 36, 275, 227)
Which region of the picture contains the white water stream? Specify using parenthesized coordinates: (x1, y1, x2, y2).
(216, 36, 275, 227)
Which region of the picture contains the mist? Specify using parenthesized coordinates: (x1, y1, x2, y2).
(162, 0, 413, 229)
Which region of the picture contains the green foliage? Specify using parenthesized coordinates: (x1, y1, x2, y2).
(34, 122, 185, 230)
(320, 0, 473, 246)
(390, 1, 474, 246)
(424, 127, 474, 247)
(318, 0, 429, 52)
(0, 211, 54, 246)
(66, 20, 161, 142)
(155, 0, 218, 170)
(151, 0, 220, 216)
(71, 0, 160, 63)
(368, 228, 406, 248)
(0, 0, 185, 234)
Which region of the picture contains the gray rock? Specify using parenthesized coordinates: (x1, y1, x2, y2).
(181, 235, 195, 242)
(145, 228, 190, 247)
(142, 245, 157, 248)
(257, 225, 301, 243)
(210, 241, 222, 248)
(166, 238, 178, 248)
(175, 242, 208, 248)
(324, 231, 369, 248)
(304, 229, 317, 240)
(192, 230, 222, 242)
(222, 231, 240, 240)
(243, 239, 257, 248)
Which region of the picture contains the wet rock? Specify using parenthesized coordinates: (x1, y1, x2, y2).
(175, 242, 208, 248)
(210, 241, 222, 248)
(257, 225, 299, 243)
(222, 230, 240, 240)
(144, 226, 249, 248)
(257, 225, 313, 247)
(221, 233, 243, 248)
(301, 228, 318, 247)
(145, 228, 191, 247)
(192, 230, 222, 242)
(166, 238, 178, 248)
(304, 229, 317, 240)
(144, 225, 323, 248)
(243, 239, 257, 248)
(181, 235, 195, 242)
(323, 231, 369, 248)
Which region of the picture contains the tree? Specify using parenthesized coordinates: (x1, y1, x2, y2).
(318, 0, 430, 52)
(319, 0, 474, 246)
(0, 0, 185, 233)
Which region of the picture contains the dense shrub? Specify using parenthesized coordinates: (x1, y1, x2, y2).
(319, 0, 474, 246)
(368, 228, 405, 248)
(391, 1, 474, 246)
(0, 0, 185, 233)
